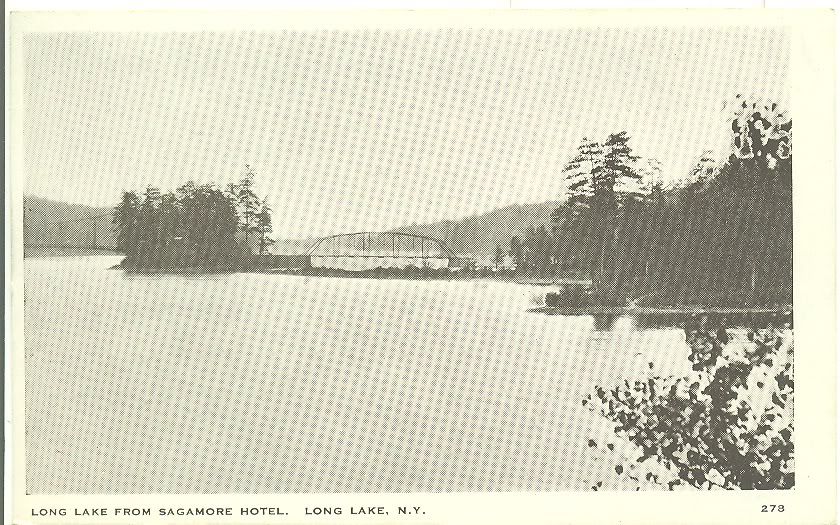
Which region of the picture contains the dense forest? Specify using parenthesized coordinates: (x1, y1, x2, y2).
(513, 96, 792, 307)
(113, 165, 274, 270)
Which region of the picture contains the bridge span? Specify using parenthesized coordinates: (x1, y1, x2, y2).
(305, 231, 463, 271)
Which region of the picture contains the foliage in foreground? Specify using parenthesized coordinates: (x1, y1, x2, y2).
(583, 314, 794, 490)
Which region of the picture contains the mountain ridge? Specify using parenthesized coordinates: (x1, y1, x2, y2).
(23, 194, 562, 256)
(24, 195, 117, 250)
(391, 200, 562, 256)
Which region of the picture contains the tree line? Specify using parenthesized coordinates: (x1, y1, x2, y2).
(508, 96, 792, 307)
(113, 165, 274, 270)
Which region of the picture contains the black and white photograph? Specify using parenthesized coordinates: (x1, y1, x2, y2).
(6, 8, 837, 525)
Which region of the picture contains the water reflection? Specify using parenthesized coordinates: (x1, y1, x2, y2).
(119, 270, 233, 282)
(592, 313, 620, 331)
(588, 310, 792, 331)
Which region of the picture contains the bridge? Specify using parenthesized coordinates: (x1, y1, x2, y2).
(304, 231, 463, 271)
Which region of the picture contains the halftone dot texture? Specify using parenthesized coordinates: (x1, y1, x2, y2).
(26, 259, 693, 494)
(23, 27, 790, 494)
(24, 28, 788, 239)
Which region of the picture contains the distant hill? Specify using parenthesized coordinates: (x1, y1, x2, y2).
(22, 195, 563, 258)
(24, 195, 118, 251)
(266, 202, 563, 257)
(392, 201, 562, 257)
(271, 237, 316, 255)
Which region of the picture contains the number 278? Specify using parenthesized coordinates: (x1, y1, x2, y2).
(761, 505, 785, 512)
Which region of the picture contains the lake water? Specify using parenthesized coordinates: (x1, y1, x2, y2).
(24, 256, 693, 493)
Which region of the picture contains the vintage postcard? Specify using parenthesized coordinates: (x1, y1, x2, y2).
(5, 9, 836, 525)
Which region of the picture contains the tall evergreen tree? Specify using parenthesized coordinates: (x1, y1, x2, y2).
(562, 137, 604, 222)
(509, 236, 524, 274)
(237, 164, 261, 251)
(602, 131, 641, 215)
(139, 186, 162, 267)
(113, 191, 140, 257)
(256, 197, 275, 257)
(560, 137, 604, 288)
(559, 133, 640, 295)
(600, 132, 640, 298)
(494, 244, 505, 270)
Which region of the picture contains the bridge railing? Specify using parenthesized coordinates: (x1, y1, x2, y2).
(306, 231, 455, 259)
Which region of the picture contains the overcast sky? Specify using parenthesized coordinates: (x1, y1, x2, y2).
(24, 27, 789, 238)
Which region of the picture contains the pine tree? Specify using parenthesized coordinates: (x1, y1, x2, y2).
(113, 191, 140, 260)
(139, 186, 162, 267)
(561, 137, 604, 289)
(158, 192, 178, 267)
(237, 164, 261, 252)
(494, 244, 505, 270)
(256, 197, 275, 257)
(563, 137, 604, 222)
(509, 236, 524, 274)
(602, 131, 641, 215)
(600, 132, 640, 298)
(559, 133, 641, 297)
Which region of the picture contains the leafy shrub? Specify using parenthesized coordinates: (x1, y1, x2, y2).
(583, 315, 794, 490)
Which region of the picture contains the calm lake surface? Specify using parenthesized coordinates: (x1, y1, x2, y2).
(25, 256, 692, 493)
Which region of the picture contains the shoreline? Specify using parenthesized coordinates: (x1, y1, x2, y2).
(528, 305, 790, 316)
(107, 263, 790, 314)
